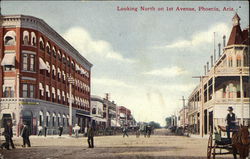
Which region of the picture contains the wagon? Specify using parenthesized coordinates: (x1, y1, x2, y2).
(207, 125, 238, 159)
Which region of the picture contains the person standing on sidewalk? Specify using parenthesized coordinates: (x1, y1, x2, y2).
(44, 126, 47, 137)
(122, 126, 129, 138)
(73, 124, 80, 138)
(87, 124, 94, 148)
(21, 123, 31, 147)
(37, 125, 42, 136)
(58, 125, 63, 136)
(225, 106, 237, 139)
(0, 121, 15, 150)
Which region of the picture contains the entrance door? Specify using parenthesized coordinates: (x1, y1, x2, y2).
(22, 111, 33, 135)
(209, 111, 213, 133)
(204, 110, 207, 135)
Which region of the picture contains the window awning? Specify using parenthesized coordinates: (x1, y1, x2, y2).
(1, 53, 16, 66)
(111, 119, 119, 127)
(39, 58, 48, 70)
(92, 117, 107, 122)
(120, 113, 126, 118)
(39, 83, 44, 90)
(76, 64, 81, 71)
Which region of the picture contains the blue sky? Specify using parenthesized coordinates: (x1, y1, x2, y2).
(2, 1, 249, 126)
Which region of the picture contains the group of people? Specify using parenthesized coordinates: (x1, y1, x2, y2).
(37, 125, 64, 137)
(0, 106, 239, 150)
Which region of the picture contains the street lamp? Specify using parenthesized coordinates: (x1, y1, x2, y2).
(68, 75, 74, 136)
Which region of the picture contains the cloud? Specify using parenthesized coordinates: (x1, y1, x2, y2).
(143, 66, 189, 77)
(63, 27, 134, 63)
(156, 23, 230, 49)
(92, 77, 133, 88)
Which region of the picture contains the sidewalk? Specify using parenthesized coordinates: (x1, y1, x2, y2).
(12, 134, 85, 139)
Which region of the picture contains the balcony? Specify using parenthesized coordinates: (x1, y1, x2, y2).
(215, 67, 249, 76)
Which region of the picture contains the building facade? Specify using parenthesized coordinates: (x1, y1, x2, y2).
(90, 95, 107, 129)
(187, 13, 249, 136)
(0, 15, 92, 135)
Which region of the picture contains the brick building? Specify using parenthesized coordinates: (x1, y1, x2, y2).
(0, 15, 92, 135)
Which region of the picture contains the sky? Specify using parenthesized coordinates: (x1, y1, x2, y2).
(2, 1, 249, 126)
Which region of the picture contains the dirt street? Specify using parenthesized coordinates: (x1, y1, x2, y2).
(0, 129, 234, 159)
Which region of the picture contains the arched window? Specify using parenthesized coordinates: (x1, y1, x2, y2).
(46, 112, 50, 127)
(46, 42, 51, 54)
(4, 31, 16, 46)
(57, 113, 61, 126)
(58, 50, 62, 61)
(39, 37, 45, 50)
(52, 113, 56, 127)
(228, 56, 233, 67)
(52, 47, 56, 58)
(31, 32, 36, 46)
(23, 30, 29, 45)
(236, 55, 241, 67)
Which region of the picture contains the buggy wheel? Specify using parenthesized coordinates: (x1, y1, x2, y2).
(207, 133, 213, 159)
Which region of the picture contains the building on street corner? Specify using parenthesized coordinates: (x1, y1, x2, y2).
(0, 15, 92, 136)
(187, 13, 249, 136)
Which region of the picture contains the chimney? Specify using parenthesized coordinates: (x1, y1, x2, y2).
(207, 62, 209, 72)
(223, 35, 226, 47)
(204, 65, 207, 75)
(211, 56, 213, 67)
(218, 43, 221, 57)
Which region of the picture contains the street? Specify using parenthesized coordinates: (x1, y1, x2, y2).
(0, 129, 235, 159)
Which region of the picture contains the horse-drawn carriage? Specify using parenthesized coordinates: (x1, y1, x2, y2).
(207, 125, 249, 159)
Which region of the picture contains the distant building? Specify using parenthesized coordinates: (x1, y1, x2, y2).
(187, 13, 249, 136)
(90, 95, 107, 129)
(0, 15, 92, 135)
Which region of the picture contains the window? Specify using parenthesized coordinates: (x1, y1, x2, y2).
(228, 57, 233, 67)
(39, 37, 45, 50)
(22, 84, 35, 98)
(4, 66, 15, 71)
(23, 31, 29, 45)
(22, 53, 36, 72)
(30, 55, 35, 71)
(22, 54, 28, 71)
(52, 48, 56, 58)
(4, 87, 14, 97)
(46, 42, 51, 54)
(22, 84, 28, 98)
(236, 56, 241, 67)
(4, 31, 16, 46)
(31, 32, 36, 46)
(30, 85, 35, 98)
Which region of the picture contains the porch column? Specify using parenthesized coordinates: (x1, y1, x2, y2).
(240, 75, 244, 124)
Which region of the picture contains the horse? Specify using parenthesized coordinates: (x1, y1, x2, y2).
(232, 125, 250, 159)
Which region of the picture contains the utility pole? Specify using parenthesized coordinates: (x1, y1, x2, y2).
(179, 96, 187, 128)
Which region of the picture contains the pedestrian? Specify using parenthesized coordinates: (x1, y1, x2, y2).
(73, 124, 80, 138)
(37, 125, 42, 136)
(21, 122, 31, 147)
(58, 125, 63, 136)
(122, 126, 129, 138)
(44, 126, 47, 137)
(147, 126, 152, 138)
(87, 124, 94, 148)
(0, 121, 15, 150)
(225, 106, 237, 139)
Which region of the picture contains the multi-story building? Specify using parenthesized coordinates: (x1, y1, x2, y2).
(187, 13, 249, 136)
(90, 95, 107, 129)
(178, 106, 189, 128)
(0, 15, 92, 135)
(117, 106, 132, 127)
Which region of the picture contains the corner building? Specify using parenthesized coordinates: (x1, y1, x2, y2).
(0, 15, 92, 135)
(187, 13, 249, 136)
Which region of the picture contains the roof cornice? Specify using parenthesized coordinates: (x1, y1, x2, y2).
(1, 14, 93, 70)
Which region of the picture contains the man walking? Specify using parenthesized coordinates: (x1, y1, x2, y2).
(122, 126, 129, 138)
(87, 124, 94, 148)
(0, 121, 15, 150)
(58, 126, 63, 136)
(225, 106, 237, 139)
(21, 122, 31, 147)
